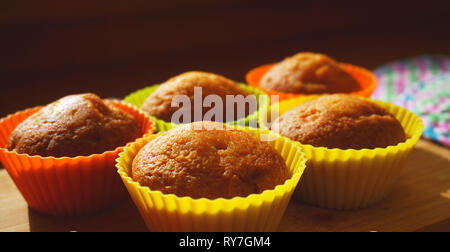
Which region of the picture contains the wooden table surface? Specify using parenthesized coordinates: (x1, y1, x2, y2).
(0, 139, 449, 232)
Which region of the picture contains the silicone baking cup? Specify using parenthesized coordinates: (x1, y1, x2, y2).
(259, 95, 424, 210)
(116, 128, 307, 232)
(124, 83, 270, 128)
(0, 101, 155, 216)
(246, 63, 378, 103)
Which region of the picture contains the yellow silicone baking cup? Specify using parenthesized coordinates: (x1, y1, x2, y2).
(123, 83, 270, 129)
(259, 95, 424, 210)
(116, 127, 306, 232)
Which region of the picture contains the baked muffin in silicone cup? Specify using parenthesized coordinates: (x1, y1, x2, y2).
(259, 95, 423, 210)
(116, 127, 307, 232)
(124, 83, 270, 129)
(124, 84, 174, 132)
(246, 63, 378, 103)
(0, 101, 155, 216)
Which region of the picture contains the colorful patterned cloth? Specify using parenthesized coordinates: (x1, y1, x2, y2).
(373, 55, 450, 147)
(395, 75, 450, 147)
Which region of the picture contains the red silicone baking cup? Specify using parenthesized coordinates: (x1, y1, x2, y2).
(246, 63, 378, 103)
(0, 101, 155, 216)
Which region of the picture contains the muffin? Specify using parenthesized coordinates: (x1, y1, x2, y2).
(0, 94, 154, 216)
(260, 52, 360, 94)
(117, 125, 307, 232)
(132, 121, 289, 199)
(141, 71, 256, 123)
(271, 94, 406, 149)
(7, 93, 141, 157)
(263, 95, 423, 210)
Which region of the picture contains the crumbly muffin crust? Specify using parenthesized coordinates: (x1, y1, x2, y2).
(142, 71, 255, 122)
(260, 52, 360, 94)
(7, 93, 141, 157)
(132, 121, 289, 199)
(271, 94, 406, 149)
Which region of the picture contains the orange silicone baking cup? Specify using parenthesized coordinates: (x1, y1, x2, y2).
(0, 101, 155, 216)
(246, 63, 378, 103)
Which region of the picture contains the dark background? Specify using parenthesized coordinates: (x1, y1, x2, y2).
(1, 0, 450, 117)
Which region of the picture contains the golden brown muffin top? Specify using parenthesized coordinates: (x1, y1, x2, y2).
(7, 93, 141, 157)
(260, 52, 360, 94)
(271, 94, 406, 149)
(141, 71, 255, 122)
(132, 121, 289, 199)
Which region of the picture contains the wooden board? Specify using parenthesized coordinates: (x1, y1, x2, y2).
(0, 139, 449, 232)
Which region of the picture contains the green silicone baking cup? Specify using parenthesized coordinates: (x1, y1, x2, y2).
(123, 83, 270, 129)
